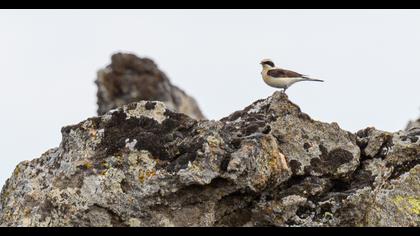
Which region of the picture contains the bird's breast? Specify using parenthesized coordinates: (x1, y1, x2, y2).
(262, 75, 302, 89)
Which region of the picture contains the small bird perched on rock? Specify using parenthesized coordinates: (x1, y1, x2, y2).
(260, 59, 323, 93)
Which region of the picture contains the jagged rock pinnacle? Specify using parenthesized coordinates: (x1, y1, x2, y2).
(96, 53, 205, 120)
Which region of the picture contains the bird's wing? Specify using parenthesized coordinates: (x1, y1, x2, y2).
(267, 68, 303, 78)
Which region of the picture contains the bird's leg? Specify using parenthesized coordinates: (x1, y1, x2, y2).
(283, 87, 288, 93)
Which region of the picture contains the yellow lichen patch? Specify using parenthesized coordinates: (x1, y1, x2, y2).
(407, 197, 420, 214)
(207, 135, 221, 148)
(138, 170, 156, 184)
(101, 161, 110, 169)
(83, 161, 93, 169)
(2, 190, 10, 199)
(112, 154, 124, 166)
(268, 153, 279, 170)
(128, 218, 142, 227)
(13, 165, 21, 176)
(393, 195, 420, 215)
(323, 212, 334, 219)
(127, 153, 139, 166)
(263, 136, 289, 173)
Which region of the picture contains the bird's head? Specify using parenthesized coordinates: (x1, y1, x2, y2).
(260, 59, 275, 68)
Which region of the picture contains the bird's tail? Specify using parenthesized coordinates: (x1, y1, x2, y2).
(302, 76, 324, 82)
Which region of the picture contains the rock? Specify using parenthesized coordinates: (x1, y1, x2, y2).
(0, 91, 418, 226)
(96, 53, 205, 120)
(406, 117, 420, 132)
(364, 165, 420, 226)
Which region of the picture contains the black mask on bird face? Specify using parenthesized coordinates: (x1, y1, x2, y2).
(260, 60, 275, 67)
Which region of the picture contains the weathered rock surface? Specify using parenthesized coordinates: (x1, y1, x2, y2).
(406, 116, 420, 131)
(1, 91, 418, 226)
(96, 53, 205, 120)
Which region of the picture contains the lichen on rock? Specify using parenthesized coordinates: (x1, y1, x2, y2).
(0, 54, 419, 226)
(95, 53, 205, 120)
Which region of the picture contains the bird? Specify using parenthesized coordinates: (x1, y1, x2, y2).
(260, 59, 323, 93)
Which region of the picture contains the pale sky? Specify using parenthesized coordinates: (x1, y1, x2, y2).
(0, 9, 419, 187)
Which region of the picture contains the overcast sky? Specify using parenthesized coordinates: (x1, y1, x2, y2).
(0, 9, 419, 187)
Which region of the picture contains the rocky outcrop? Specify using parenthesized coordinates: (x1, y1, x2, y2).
(1, 90, 418, 226)
(406, 117, 420, 131)
(96, 53, 205, 120)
